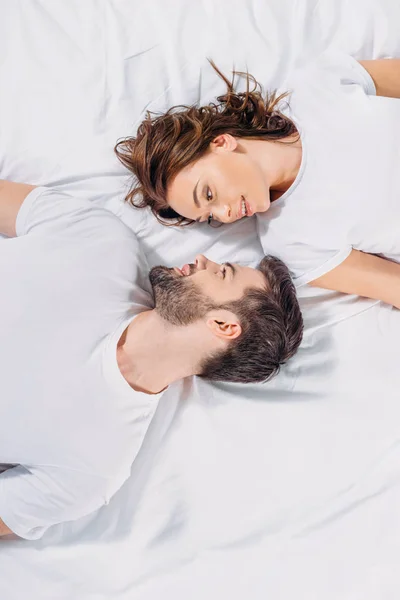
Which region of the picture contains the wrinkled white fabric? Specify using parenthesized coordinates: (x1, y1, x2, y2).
(0, 1, 400, 599)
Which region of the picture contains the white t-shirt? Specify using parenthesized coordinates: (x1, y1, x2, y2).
(257, 52, 400, 286)
(0, 187, 161, 540)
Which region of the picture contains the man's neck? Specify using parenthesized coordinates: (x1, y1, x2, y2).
(116, 311, 212, 395)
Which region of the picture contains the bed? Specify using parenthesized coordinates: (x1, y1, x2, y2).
(1, 1, 400, 598)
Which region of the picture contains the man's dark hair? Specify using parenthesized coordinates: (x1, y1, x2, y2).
(200, 256, 303, 383)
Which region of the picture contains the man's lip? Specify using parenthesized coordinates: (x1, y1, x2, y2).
(181, 264, 191, 276)
(173, 267, 184, 276)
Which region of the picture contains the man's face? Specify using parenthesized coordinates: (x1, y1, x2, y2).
(149, 255, 266, 326)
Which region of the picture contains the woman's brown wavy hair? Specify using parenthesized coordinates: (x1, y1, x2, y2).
(114, 62, 297, 226)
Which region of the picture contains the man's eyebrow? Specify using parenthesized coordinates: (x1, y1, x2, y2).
(224, 262, 236, 276)
(193, 179, 200, 208)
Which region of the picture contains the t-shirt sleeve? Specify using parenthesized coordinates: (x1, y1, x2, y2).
(0, 464, 108, 540)
(258, 217, 353, 287)
(284, 243, 353, 287)
(16, 186, 126, 238)
(325, 51, 377, 96)
(285, 51, 377, 101)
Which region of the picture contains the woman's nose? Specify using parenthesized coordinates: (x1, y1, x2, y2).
(214, 203, 233, 223)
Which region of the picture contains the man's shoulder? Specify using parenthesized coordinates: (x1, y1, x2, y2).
(66, 204, 142, 268)
(78, 202, 138, 241)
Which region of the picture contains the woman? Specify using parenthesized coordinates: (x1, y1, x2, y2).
(115, 54, 400, 309)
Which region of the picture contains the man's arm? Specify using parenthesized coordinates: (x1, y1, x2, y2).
(310, 249, 400, 309)
(0, 517, 14, 538)
(0, 180, 36, 237)
(359, 59, 400, 99)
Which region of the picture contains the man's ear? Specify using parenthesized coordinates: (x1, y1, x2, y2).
(209, 134, 238, 153)
(206, 309, 242, 341)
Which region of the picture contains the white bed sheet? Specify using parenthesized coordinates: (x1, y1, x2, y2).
(0, 1, 400, 598)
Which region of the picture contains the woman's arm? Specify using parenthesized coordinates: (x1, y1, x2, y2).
(359, 59, 400, 99)
(0, 180, 36, 237)
(310, 249, 400, 309)
(0, 517, 13, 538)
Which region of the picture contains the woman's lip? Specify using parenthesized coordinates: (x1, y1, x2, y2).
(245, 199, 253, 217)
(237, 196, 253, 219)
(238, 197, 245, 219)
(174, 267, 184, 276)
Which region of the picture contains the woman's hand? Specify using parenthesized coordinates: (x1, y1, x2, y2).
(310, 249, 400, 309)
(359, 59, 400, 99)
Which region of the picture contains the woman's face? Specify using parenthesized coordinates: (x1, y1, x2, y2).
(166, 134, 271, 224)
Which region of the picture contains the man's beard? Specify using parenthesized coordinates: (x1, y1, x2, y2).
(149, 266, 214, 326)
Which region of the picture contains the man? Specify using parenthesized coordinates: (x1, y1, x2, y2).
(0, 180, 303, 540)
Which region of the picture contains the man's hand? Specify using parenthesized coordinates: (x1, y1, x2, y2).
(0, 180, 36, 237)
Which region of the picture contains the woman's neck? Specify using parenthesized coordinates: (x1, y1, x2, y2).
(242, 135, 302, 200)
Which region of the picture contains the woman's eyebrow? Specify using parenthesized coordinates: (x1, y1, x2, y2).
(193, 179, 200, 208)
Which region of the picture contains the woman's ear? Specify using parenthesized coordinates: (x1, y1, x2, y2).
(206, 310, 242, 341)
(209, 134, 238, 153)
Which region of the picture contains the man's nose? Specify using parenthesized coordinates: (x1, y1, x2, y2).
(195, 255, 221, 273)
(194, 254, 208, 270)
